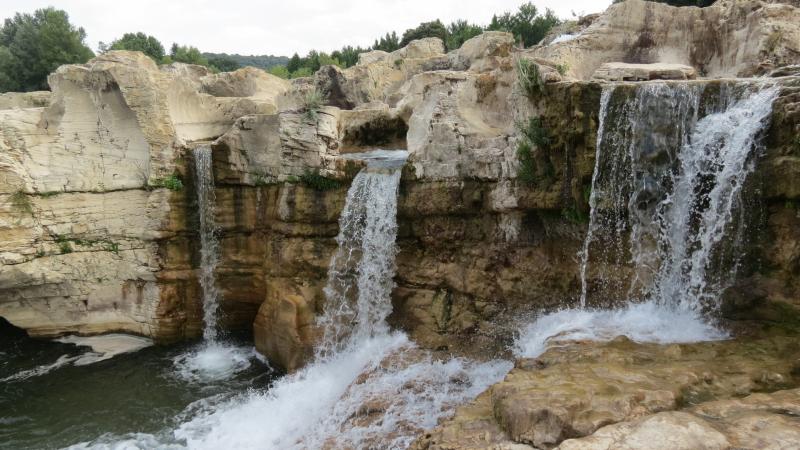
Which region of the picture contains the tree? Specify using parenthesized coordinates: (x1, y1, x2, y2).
(488, 2, 560, 47)
(268, 65, 289, 79)
(445, 20, 484, 51)
(331, 45, 364, 68)
(0, 7, 94, 92)
(286, 53, 302, 73)
(106, 32, 165, 61)
(207, 55, 240, 72)
(400, 20, 447, 47)
(169, 43, 208, 66)
(373, 31, 400, 52)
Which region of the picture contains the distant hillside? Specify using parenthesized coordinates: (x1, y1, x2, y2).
(202, 53, 289, 70)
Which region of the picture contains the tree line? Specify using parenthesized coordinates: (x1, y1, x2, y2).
(0, 0, 718, 92)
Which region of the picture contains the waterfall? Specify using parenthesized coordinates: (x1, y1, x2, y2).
(517, 82, 779, 357)
(166, 150, 511, 449)
(194, 145, 221, 342)
(316, 161, 403, 359)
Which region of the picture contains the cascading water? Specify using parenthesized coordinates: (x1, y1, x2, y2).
(86, 150, 510, 449)
(517, 82, 779, 358)
(194, 145, 222, 342)
(172, 145, 254, 383)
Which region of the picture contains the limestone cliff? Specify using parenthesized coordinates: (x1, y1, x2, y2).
(0, 0, 798, 371)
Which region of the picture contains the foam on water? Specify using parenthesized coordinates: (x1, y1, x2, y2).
(521, 83, 779, 358)
(514, 302, 728, 359)
(2, 334, 154, 382)
(172, 343, 255, 383)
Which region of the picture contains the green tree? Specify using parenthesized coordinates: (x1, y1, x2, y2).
(286, 52, 302, 73)
(268, 65, 290, 79)
(331, 45, 364, 68)
(445, 20, 484, 50)
(207, 54, 240, 72)
(169, 43, 208, 66)
(0, 7, 94, 92)
(400, 20, 447, 47)
(105, 32, 165, 61)
(488, 2, 560, 47)
(373, 31, 400, 52)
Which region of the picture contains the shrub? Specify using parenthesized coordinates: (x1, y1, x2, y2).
(299, 171, 341, 191)
(488, 2, 560, 47)
(151, 175, 183, 191)
(515, 117, 554, 186)
(515, 58, 545, 98)
(10, 190, 33, 216)
(400, 20, 447, 48)
(303, 89, 324, 121)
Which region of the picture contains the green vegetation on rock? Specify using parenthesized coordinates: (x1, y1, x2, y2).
(516, 58, 545, 98)
(299, 171, 342, 191)
(0, 7, 94, 92)
(150, 174, 184, 191)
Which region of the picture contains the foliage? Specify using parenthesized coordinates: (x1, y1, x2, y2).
(515, 117, 553, 186)
(291, 67, 313, 79)
(488, 2, 560, 47)
(613, 0, 716, 6)
(268, 65, 290, 79)
(169, 44, 208, 66)
(10, 190, 33, 216)
(207, 54, 240, 72)
(302, 89, 324, 121)
(0, 7, 94, 92)
(373, 32, 400, 52)
(515, 58, 545, 98)
(58, 241, 72, 254)
(445, 20, 484, 51)
(331, 45, 364, 68)
(299, 171, 341, 191)
(400, 20, 448, 48)
(202, 52, 288, 70)
(102, 32, 165, 61)
(151, 174, 183, 191)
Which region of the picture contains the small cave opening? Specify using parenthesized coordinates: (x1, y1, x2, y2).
(341, 116, 409, 152)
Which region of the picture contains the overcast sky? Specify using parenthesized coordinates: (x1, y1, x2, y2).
(2, 1, 611, 56)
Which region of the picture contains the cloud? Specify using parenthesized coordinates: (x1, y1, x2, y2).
(2, 0, 611, 55)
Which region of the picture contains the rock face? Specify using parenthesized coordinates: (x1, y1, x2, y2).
(592, 62, 697, 81)
(0, 51, 288, 340)
(413, 336, 800, 449)
(1, 0, 799, 372)
(534, 0, 800, 79)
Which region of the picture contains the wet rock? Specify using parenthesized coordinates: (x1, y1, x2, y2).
(592, 63, 697, 81)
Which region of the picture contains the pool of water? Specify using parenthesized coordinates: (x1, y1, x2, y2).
(0, 323, 276, 450)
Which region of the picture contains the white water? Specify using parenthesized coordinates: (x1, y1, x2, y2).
(175, 145, 254, 382)
(519, 82, 779, 357)
(1, 334, 153, 382)
(194, 145, 222, 342)
(78, 149, 510, 449)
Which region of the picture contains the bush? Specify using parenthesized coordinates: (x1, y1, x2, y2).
(103, 32, 165, 61)
(268, 65, 290, 79)
(169, 44, 208, 66)
(400, 20, 448, 47)
(515, 117, 554, 186)
(151, 175, 183, 191)
(299, 171, 341, 191)
(515, 58, 545, 98)
(0, 7, 94, 92)
(302, 89, 324, 121)
(10, 190, 33, 216)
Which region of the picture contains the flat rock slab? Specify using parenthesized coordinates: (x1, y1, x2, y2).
(592, 62, 697, 81)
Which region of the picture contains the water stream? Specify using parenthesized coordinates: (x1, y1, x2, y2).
(518, 81, 780, 357)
